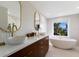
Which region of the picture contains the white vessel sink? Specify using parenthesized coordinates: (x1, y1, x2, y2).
(7, 36, 25, 45)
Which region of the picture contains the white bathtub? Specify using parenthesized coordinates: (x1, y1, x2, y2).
(50, 36, 77, 49)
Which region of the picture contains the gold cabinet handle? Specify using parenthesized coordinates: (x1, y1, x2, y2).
(40, 42, 43, 44)
(41, 46, 44, 49)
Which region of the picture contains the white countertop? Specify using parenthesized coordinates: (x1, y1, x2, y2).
(0, 34, 48, 57)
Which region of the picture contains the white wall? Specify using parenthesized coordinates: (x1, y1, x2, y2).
(39, 14, 47, 34)
(47, 19, 53, 35)
(68, 14, 79, 45)
(47, 14, 79, 45)
(16, 2, 47, 36)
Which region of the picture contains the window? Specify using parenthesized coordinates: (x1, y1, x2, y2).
(54, 22, 68, 36)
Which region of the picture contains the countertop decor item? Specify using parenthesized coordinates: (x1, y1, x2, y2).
(26, 32, 36, 38)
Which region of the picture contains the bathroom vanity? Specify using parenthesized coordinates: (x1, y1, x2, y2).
(9, 36, 49, 57)
(0, 35, 49, 57)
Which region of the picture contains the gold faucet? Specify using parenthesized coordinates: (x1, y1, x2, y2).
(7, 23, 17, 37)
(7, 24, 11, 33)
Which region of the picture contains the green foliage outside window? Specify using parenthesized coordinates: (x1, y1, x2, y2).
(54, 22, 68, 36)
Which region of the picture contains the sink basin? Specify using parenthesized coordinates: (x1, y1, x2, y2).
(6, 36, 25, 45)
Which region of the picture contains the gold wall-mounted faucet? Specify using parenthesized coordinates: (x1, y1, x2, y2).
(7, 23, 17, 37)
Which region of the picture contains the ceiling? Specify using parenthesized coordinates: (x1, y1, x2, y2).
(30, 1, 79, 18)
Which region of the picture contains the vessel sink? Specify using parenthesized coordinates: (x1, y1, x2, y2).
(6, 36, 25, 45)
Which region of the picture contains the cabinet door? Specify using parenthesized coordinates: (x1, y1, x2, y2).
(37, 36, 49, 57)
(26, 36, 49, 57)
(26, 42, 41, 57)
(44, 36, 49, 51)
(27, 36, 49, 57)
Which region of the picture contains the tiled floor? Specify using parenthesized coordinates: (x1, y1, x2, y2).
(46, 43, 79, 57)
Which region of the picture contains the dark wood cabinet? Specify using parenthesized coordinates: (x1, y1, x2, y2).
(9, 36, 49, 57)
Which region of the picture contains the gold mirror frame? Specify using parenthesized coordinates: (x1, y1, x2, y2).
(0, 1, 22, 33)
(34, 11, 40, 29)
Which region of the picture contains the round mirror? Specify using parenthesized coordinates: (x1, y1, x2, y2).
(0, 1, 21, 32)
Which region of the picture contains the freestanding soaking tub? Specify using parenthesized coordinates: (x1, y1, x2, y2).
(50, 36, 77, 49)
